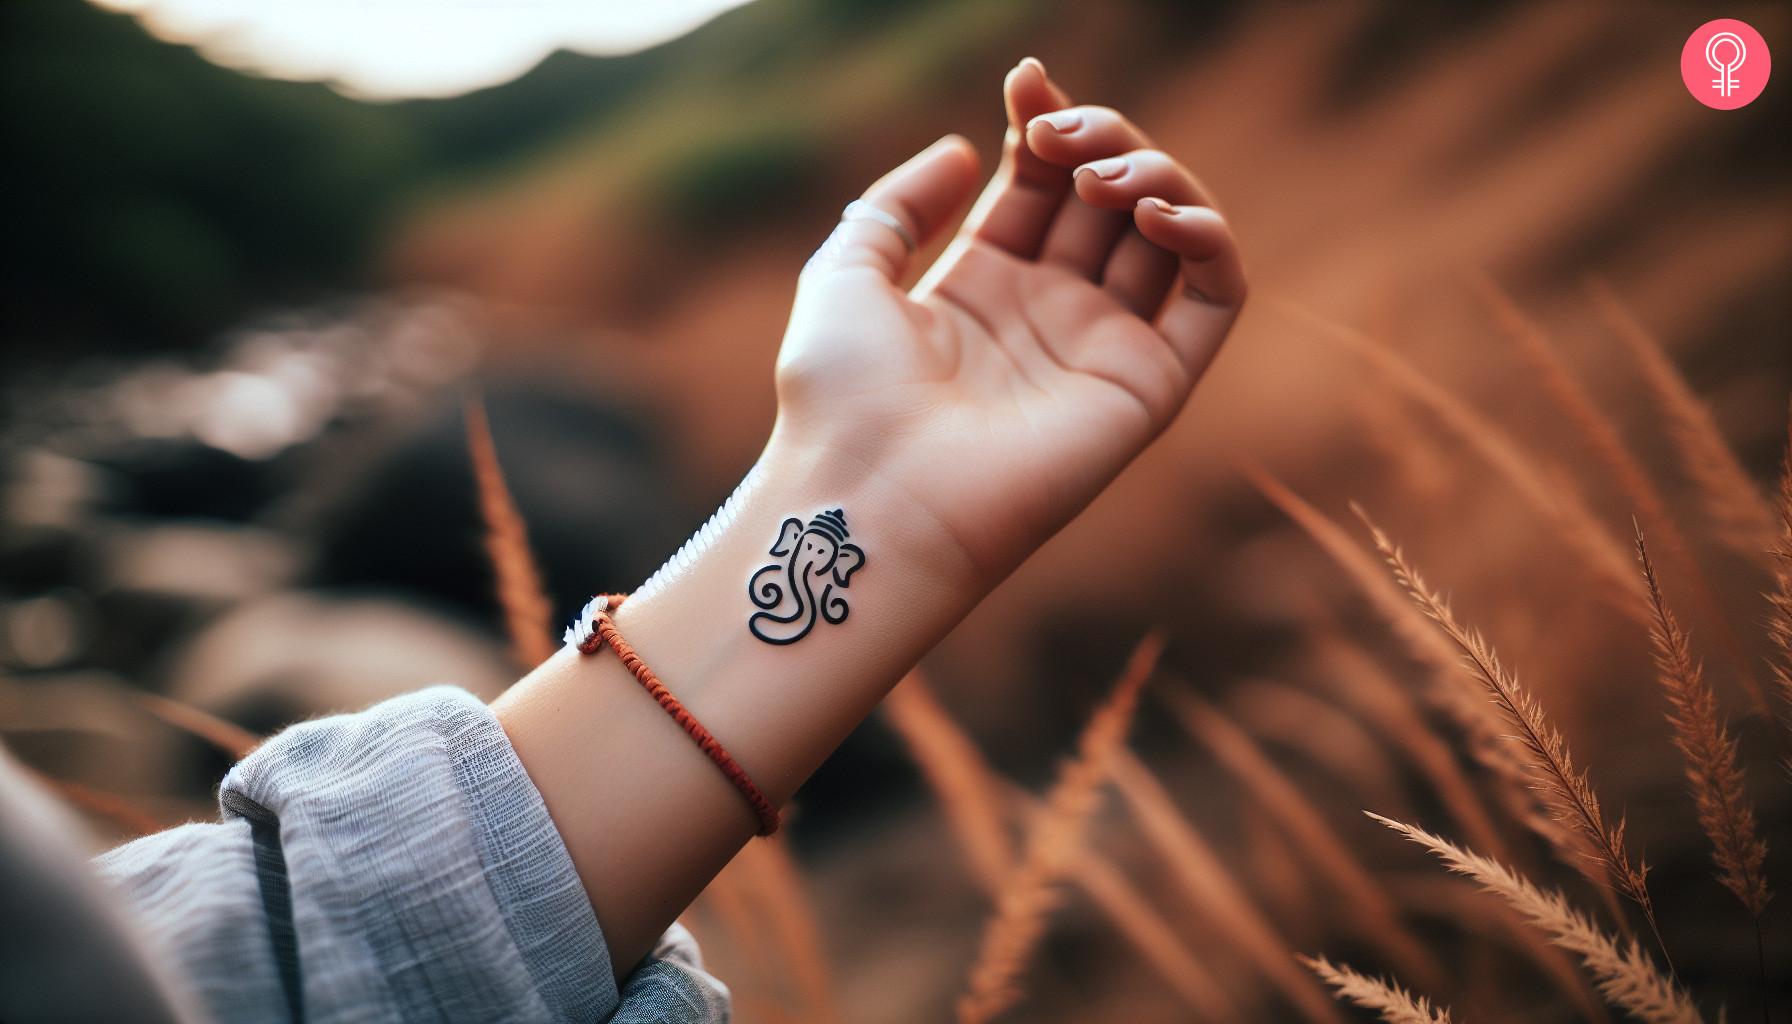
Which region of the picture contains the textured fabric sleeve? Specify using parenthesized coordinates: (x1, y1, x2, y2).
(95, 819, 289, 1023)
(611, 923, 731, 1024)
(99, 685, 630, 1023)
(217, 684, 620, 1023)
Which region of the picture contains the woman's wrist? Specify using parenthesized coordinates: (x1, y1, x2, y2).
(611, 425, 986, 804)
(492, 427, 993, 977)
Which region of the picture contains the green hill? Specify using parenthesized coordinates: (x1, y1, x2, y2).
(1, 0, 1053, 359)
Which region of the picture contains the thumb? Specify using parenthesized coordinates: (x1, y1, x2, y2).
(806, 135, 980, 283)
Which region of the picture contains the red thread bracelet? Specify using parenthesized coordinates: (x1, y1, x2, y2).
(574, 594, 781, 836)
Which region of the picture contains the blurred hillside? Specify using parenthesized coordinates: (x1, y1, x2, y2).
(0, 0, 911, 360)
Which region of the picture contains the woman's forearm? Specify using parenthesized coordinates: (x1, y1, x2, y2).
(491, 426, 988, 980)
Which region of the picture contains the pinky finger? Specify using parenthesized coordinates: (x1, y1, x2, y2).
(1133, 198, 1246, 375)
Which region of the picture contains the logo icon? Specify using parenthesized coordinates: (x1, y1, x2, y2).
(1682, 19, 1770, 109)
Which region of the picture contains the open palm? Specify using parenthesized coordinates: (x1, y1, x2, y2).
(772, 60, 1246, 582)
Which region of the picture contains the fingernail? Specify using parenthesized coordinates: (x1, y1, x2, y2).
(1020, 56, 1046, 77)
(1082, 157, 1128, 181)
(1141, 197, 1175, 214)
(1031, 110, 1082, 133)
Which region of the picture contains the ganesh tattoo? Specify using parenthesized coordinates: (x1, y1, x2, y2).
(748, 508, 864, 645)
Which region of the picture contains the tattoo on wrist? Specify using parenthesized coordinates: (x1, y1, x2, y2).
(748, 508, 864, 645)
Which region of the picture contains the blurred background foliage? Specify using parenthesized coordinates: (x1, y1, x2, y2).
(3, 0, 1791, 1020)
(2, 0, 1091, 357)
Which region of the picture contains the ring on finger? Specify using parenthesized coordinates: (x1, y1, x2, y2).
(841, 199, 917, 254)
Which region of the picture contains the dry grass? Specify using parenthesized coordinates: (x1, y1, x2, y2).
(1283, 302, 1649, 626)
(1015, 786, 1242, 1022)
(730, 838, 842, 1024)
(443, 298, 1781, 1023)
(687, 837, 842, 1024)
(1303, 620, 1512, 874)
(1157, 677, 1449, 995)
(1637, 527, 1771, 919)
(955, 630, 1165, 1024)
(1589, 280, 1781, 568)
(1381, 872, 1610, 1023)
(463, 389, 558, 670)
(131, 691, 261, 762)
(1359, 508, 1665, 960)
(1474, 276, 1769, 717)
(1301, 955, 1456, 1024)
(1244, 464, 1553, 870)
(882, 672, 1015, 897)
(1770, 415, 1792, 748)
(884, 669, 1241, 1021)
(31, 769, 165, 837)
(1109, 747, 1346, 1024)
(1371, 814, 1702, 1024)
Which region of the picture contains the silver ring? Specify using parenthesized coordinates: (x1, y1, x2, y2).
(841, 199, 917, 254)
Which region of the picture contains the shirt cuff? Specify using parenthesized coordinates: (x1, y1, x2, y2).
(222, 684, 619, 1022)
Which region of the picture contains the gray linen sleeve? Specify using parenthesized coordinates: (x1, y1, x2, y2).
(94, 818, 290, 1022)
(96, 684, 726, 1023)
(611, 923, 731, 1024)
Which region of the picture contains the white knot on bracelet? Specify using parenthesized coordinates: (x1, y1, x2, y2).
(562, 594, 612, 649)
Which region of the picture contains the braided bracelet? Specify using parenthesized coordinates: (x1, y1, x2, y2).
(565, 595, 781, 836)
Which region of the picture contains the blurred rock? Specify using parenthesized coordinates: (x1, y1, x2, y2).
(3, 449, 116, 530)
(308, 375, 698, 626)
(0, 589, 91, 670)
(166, 590, 514, 733)
(99, 522, 299, 603)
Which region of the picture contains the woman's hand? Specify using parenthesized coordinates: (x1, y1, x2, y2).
(494, 58, 1245, 983)
(772, 57, 1245, 584)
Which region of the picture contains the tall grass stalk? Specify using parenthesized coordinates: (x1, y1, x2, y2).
(1382, 873, 1609, 1022)
(1110, 747, 1347, 1024)
(882, 671, 1015, 896)
(1158, 678, 1449, 995)
(1014, 786, 1243, 1022)
(131, 691, 261, 761)
(1637, 527, 1771, 918)
(729, 838, 842, 1024)
(885, 670, 1243, 1020)
(1639, 527, 1775, 1023)
(1305, 624, 1512, 871)
(1588, 280, 1780, 567)
(31, 769, 164, 837)
(1284, 302, 1649, 626)
(1475, 276, 1769, 717)
(1359, 508, 1667, 965)
(1371, 814, 1702, 1024)
(693, 841, 840, 1024)
(1301, 955, 1456, 1024)
(1770, 416, 1792, 752)
(463, 390, 557, 670)
(1245, 464, 1557, 869)
(955, 630, 1165, 1024)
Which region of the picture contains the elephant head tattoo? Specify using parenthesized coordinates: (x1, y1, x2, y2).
(748, 508, 864, 645)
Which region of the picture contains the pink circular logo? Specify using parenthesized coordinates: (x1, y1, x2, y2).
(1682, 19, 1770, 109)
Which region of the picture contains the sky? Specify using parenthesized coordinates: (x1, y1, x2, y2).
(93, 0, 758, 99)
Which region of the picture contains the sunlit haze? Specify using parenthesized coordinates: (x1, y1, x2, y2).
(92, 0, 757, 99)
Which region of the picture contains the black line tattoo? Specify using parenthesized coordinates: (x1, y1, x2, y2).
(748, 508, 864, 645)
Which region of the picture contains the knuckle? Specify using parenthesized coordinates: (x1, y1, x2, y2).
(1125, 148, 1176, 172)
